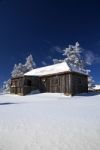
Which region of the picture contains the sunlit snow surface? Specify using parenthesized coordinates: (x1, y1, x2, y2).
(0, 93, 100, 150)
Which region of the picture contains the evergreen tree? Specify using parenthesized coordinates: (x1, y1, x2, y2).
(11, 64, 18, 78)
(53, 42, 95, 90)
(24, 54, 36, 72)
(11, 54, 36, 78)
(11, 63, 24, 78)
(63, 42, 85, 70)
(3, 54, 36, 93)
(3, 79, 11, 94)
(88, 75, 95, 91)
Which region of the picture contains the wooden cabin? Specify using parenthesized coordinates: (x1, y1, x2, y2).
(10, 62, 88, 96)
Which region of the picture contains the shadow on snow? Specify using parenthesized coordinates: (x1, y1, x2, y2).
(0, 102, 19, 105)
(76, 92, 100, 97)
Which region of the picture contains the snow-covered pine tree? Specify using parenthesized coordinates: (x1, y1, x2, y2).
(53, 42, 95, 90)
(3, 79, 11, 94)
(88, 75, 95, 91)
(24, 54, 36, 72)
(85, 69, 95, 90)
(11, 63, 24, 78)
(63, 42, 85, 71)
(17, 63, 25, 77)
(11, 64, 18, 78)
(11, 54, 36, 78)
(53, 42, 86, 72)
(2, 54, 36, 94)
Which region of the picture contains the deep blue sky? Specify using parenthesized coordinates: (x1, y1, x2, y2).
(0, 0, 100, 86)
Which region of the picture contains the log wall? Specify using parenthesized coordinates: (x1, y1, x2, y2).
(10, 72, 88, 96)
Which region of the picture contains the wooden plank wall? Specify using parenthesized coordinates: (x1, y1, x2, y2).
(71, 73, 88, 95)
(10, 73, 88, 96)
(40, 73, 71, 94)
(10, 76, 40, 95)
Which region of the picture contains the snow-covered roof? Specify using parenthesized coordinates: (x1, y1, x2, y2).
(24, 62, 87, 77)
(94, 85, 100, 90)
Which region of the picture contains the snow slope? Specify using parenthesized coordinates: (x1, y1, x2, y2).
(0, 93, 100, 150)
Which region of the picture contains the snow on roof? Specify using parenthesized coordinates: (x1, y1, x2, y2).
(94, 85, 100, 90)
(24, 62, 87, 76)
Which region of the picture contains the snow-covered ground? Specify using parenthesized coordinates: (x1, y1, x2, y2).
(0, 93, 100, 150)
